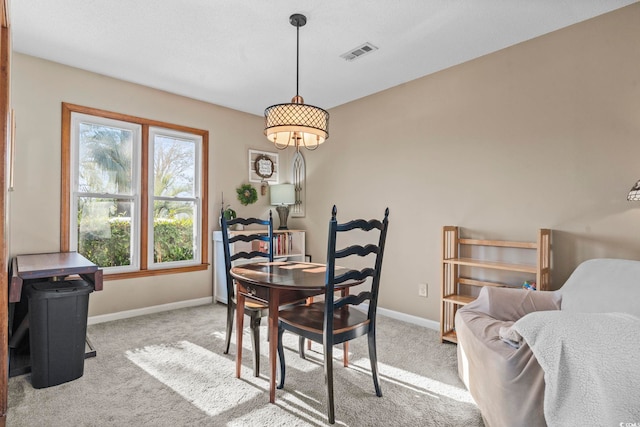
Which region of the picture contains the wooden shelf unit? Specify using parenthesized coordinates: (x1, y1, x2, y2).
(440, 226, 551, 343)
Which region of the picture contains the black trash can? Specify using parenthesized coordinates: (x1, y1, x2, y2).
(26, 279, 94, 388)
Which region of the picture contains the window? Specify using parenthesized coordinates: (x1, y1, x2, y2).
(61, 103, 208, 279)
(148, 127, 201, 268)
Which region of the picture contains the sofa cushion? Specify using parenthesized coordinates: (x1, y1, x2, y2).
(474, 286, 562, 321)
(560, 258, 640, 316)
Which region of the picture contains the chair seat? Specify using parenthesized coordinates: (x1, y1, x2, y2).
(243, 299, 268, 311)
(279, 302, 370, 335)
(237, 296, 305, 312)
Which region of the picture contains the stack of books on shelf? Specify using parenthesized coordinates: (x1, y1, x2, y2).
(274, 233, 292, 256)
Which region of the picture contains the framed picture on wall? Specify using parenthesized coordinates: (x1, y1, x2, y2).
(249, 149, 279, 183)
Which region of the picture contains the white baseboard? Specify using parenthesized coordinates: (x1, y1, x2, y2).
(87, 297, 214, 325)
(88, 297, 439, 331)
(377, 306, 439, 330)
(358, 303, 439, 331)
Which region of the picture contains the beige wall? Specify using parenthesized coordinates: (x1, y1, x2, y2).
(305, 3, 640, 320)
(10, 3, 640, 322)
(10, 53, 280, 316)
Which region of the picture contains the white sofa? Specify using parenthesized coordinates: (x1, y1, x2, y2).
(455, 258, 640, 427)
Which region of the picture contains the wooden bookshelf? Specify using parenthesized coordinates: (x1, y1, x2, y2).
(440, 226, 551, 343)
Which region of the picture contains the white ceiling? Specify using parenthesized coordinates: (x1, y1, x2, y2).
(10, 1, 637, 116)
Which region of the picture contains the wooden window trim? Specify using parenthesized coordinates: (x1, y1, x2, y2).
(1, 1, 11, 423)
(60, 103, 209, 279)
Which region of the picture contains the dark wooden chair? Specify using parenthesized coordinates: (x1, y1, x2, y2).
(276, 205, 390, 424)
(221, 210, 273, 377)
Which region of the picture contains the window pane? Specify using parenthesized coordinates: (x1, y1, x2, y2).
(153, 201, 196, 263)
(77, 197, 134, 267)
(79, 122, 133, 194)
(153, 135, 195, 197)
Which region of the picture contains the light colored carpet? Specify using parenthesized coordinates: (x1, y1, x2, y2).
(7, 303, 484, 426)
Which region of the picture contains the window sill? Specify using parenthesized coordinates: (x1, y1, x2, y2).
(103, 263, 208, 281)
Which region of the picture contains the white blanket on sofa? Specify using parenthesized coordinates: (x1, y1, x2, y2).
(513, 310, 640, 427)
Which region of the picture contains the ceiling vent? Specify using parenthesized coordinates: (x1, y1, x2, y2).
(340, 42, 378, 61)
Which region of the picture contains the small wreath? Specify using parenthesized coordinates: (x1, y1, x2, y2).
(254, 154, 274, 179)
(236, 184, 258, 206)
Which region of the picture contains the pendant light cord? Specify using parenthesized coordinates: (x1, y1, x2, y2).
(296, 22, 300, 97)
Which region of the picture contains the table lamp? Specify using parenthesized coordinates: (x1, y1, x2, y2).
(270, 184, 295, 229)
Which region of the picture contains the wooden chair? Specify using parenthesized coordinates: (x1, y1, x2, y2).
(220, 210, 273, 377)
(276, 205, 390, 424)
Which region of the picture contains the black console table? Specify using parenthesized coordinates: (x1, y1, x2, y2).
(8, 252, 103, 377)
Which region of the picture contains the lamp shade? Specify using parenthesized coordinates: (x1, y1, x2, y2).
(270, 184, 295, 205)
(628, 180, 640, 201)
(264, 97, 329, 149)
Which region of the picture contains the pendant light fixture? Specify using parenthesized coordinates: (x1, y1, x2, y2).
(628, 179, 640, 201)
(264, 14, 329, 151)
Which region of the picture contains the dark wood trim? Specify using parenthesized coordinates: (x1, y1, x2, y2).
(0, 1, 10, 424)
(59, 103, 209, 276)
(1, 0, 7, 27)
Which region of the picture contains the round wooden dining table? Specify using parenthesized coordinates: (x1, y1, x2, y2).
(230, 261, 364, 403)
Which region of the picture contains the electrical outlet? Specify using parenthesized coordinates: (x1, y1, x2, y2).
(418, 283, 428, 298)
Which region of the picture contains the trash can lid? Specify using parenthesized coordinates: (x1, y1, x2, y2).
(26, 280, 94, 299)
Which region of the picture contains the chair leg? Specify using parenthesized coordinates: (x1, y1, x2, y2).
(276, 325, 286, 389)
(343, 342, 349, 367)
(298, 336, 306, 359)
(324, 338, 335, 424)
(223, 302, 235, 355)
(368, 329, 382, 397)
(249, 314, 261, 377)
(305, 298, 313, 351)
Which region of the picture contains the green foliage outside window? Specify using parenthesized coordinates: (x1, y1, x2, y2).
(79, 218, 132, 267)
(153, 218, 194, 263)
(78, 217, 194, 267)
